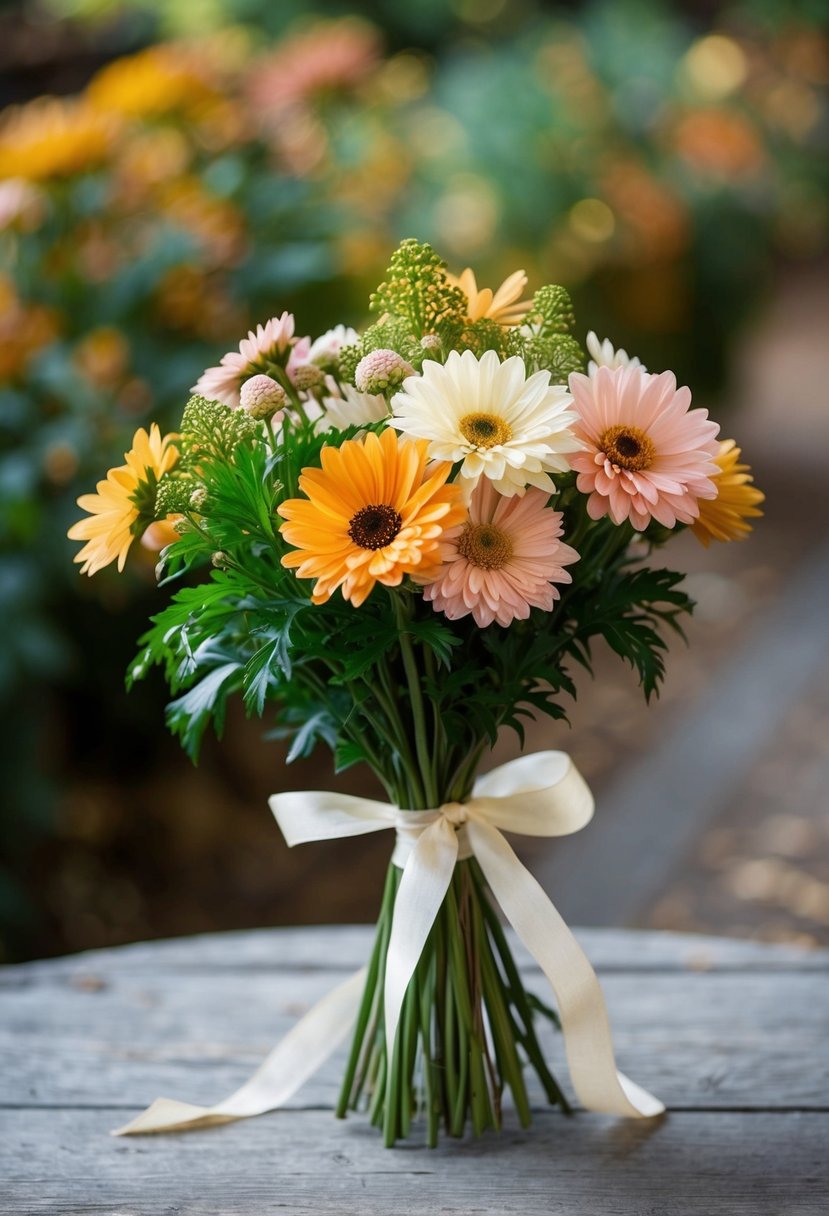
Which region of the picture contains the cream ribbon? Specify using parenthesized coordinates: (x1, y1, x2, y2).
(114, 750, 663, 1135)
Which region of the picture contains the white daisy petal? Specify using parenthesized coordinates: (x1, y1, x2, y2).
(390, 350, 579, 495)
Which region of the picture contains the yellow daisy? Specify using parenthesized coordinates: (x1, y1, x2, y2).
(449, 268, 532, 327)
(278, 428, 465, 607)
(68, 425, 178, 576)
(691, 439, 764, 546)
(0, 98, 114, 182)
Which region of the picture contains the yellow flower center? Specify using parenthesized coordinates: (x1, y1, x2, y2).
(457, 523, 513, 570)
(598, 424, 655, 472)
(459, 412, 512, 449)
(348, 503, 402, 550)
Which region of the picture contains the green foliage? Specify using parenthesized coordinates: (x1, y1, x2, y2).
(507, 285, 586, 378)
(459, 318, 512, 359)
(564, 563, 693, 700)
(511, 331, 586, 380)
(527, 285, 577, 334)
(179, 395, 258, 462)
(155, 473, 196, 517)
(370, 239, 467, 338)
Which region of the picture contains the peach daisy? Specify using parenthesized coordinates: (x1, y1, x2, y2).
(277, 428, 465, 607)
(449, 268, 532, 327)
(691, 439, 764, 546)
(568, 364, 720, 531)
(68, 424, 178, 575)
(422, 479, 578, 628)
(192, 312, 302, 407)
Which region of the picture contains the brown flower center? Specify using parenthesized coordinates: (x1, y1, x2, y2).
(459, 412, 512, 449)
(348, 503, 402, 550)
(457, 523, 513, 570)
(598, 424, 655, 472)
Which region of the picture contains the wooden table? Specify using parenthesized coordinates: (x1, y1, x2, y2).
(2, 926, 827, 1214)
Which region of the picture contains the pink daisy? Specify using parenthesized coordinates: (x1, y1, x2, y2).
(286, 335, 312, 384)
(192, 312, 302, 407)
(422, 479, 579, 628)
(568, 365, 720, 531)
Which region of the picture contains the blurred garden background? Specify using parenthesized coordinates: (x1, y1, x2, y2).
(1, 0, 827, 963)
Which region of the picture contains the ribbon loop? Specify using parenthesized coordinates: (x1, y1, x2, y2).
(116, 750, 663, 1136)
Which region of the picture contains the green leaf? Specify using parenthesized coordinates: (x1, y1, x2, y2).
(166, 661, 241, 760)
(286, 710, 337, 764)
(335, 738, 368, 773)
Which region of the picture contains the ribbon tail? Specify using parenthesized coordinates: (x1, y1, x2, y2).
(468, 820, 664, 1119)
(112, 965, 368, 1135)
(384, 820, 458, 1060)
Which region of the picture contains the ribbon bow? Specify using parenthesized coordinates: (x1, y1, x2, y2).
(114, 751, 662, 1136)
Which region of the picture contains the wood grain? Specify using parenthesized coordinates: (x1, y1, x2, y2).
(1, 927, 827, 1214)
(2, 1110, 827, 1215)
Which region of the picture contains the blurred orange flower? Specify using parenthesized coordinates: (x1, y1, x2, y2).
(0, 277, 59, 379)
(672, 108, 765, 178)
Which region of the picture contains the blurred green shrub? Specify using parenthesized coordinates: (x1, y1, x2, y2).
(2, 0, 827, 957)
(0, 17, 402, 956)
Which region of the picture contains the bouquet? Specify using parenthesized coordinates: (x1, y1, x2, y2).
(69, 240, 763, 1146)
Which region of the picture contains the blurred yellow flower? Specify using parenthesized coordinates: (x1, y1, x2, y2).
(74, 327, 130, 390)
(113, 128, 191, 198)
(85, 45, 217, 120)
(68, 425, 179, 576)
(158, 176, 246, 267)
(0, 99, 114, 182)
(449, 268, 532, 327)
(691, 439, 764, 546)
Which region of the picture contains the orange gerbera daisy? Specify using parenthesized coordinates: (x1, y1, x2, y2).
(278, 428, 465, 607)
(691, 439, 764, 546)
(449, 268, 532, 327)
(68, 424, 178, 575)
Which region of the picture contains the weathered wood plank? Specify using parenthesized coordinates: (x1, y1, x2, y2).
(2, 965, 827, 1110)
(4, 925, 826, 981)
(1, 1109, 827, 1215)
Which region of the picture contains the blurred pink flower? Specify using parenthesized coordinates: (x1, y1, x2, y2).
(422, 479, 578, 628)
(568, 365, 719, 531)
(0, 178, 43, 230)
(192, 312, 301, 407)
(249, 18, 381, 113)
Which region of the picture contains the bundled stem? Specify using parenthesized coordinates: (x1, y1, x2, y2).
(336, 855, 570, 1146)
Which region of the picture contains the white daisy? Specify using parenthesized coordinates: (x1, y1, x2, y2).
(390, 349, 581, 497)
(586, 331, 645, 376)
(308, 324, 360, 367)
(315, 380, 389, 432)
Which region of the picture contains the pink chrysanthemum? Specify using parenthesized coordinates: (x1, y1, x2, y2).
(422, 479, 579, 628)
(192, 312, 300, 407)
(568, 365, 720, 531)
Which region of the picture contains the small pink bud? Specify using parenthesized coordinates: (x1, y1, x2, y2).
(240, 374, 287, 419)
(355, 348, 414, 394)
